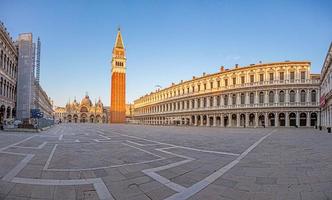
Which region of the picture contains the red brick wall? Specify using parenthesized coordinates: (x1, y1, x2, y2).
(110, 72, 126, 123)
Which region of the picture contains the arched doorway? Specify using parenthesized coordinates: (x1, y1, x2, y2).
(300, 113, 307, 126)
(73, 114, 78, 123)
(102, 116, 106, 123)
(249, 113, 255, 126)
(12, 108, 16, 119)
(96, 115, 101, 123)
(6, 106, 11, 119)
(268, 113, 275, 126)
(289, 113, 296, 127)
(0, 105, 5, 125)
(90, 115, 94, 123)
(216, 116, 221, 126)
(279, 113, 285, 126)
(197, 115, 201, 126)
(81, 113, 87, 123)
(240, 114, 245, 127)
(310, 113, 317, 126)
(202, 115, 207, 126)
(67, 115, 72, 123)
(224, 115, 229, 127)
(209, 116, 213, 126)
(258, 115, 265, 126)
(231, 114, 237, 127)
(191, 116, 195, 125)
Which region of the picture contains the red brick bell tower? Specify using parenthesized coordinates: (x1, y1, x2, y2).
(110, 28, 126, 123)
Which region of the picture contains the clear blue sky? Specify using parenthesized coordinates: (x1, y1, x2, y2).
(1, 0, 331, 107)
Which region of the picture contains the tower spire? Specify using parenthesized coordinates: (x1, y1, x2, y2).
(114, 28, 124, 49)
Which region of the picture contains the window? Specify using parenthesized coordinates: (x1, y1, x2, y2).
(250, 75, 254, 83)
(198, 85, 201, 91)
(210, 97, 213, 107)
(203, 98, 207, 107)
(260, 74, 264, 82)
(241, 93, 245, 104)
(269, 73, 274, 81)
(197, 99, 201, 108)
(210, 82, 213, 89)
(216, 96, 220, 106)
(232, 94, 236, 105)
(224, 79, 228, 86)
(300, 90, 306, 103)
(224, 95, 228, 106)
(279, 91, 285, 103)
(187, 87, 189, 93)
(192, 86, 195, 92)
(259, 92, 264, 104)
(269, 91, 274, 103)
(204, 83, 207, 90)
(250, 92, 254, 104)
(279, 72, 284, 81)
(301, 71, 306, 81)
(290, 90, 295, 102)
(217, 80, 220, 88)
(241, 76, 245, 84)
(290, 72, 295, 81)
(311, 90, 317, 103)
(233, 77, 236, 85)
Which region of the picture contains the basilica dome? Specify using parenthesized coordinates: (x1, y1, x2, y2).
(81, 95, 92, 107)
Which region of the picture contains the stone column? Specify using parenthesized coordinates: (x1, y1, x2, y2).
(275, 112, 279, 127)
(200, 115, 204, 126)
(194, 115, 197, 126)
(207, 115, 210, 126)
(296, 112, 300, 127)
(220, 114, 224, 127)
(228, 113, 231, 127)
(189, 116, 192, 125)
(317, 112, 320, 127)
(265, 113, 269, 127)
(236, 113, 240, 127)
(206, 98, 210, 108)
(255, 112, 259, 127)
(245, 113, 249, 127)
(307, 112, 311, 127)
(213, 115, 216, 126)
(285, 112, 289, 127)
(194, 99, 198, 109)
(213, 96, 217, 107)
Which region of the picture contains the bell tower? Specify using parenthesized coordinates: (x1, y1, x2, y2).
(110, 28, 126, 123)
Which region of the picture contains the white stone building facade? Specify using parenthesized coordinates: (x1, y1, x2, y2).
(0, 21, 18, 124)
(320, 43, 332, 129)
(133, 61, 320, 127)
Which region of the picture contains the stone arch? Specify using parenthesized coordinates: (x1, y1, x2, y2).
(310, 112, 317, 126)
(268, 113, 275, 126)
(240, 114, 246, 127)
(258, 114, 265, 126)
(289, 112, 296, 127)
(6, 106, 11, 119)
(249, 113, 255, 126)
(231, 114, 237, 127)
(279, 113, 285, 126)
(300, 112, 307, 126)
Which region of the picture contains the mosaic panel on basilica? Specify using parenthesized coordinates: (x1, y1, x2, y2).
(133, 61, 320, 127)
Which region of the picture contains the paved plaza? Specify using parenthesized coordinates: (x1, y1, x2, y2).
(0, 124, 331, 200)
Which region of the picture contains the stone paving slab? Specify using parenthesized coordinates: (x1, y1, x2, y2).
(0, 124, 331, 200)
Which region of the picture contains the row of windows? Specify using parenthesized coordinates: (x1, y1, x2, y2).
(135, 89, 317, 114)
(0, 77, 16, 100)
(138, 71, 308, 104)
(115, 61, 124, 67)
(0, 50, 17, 79)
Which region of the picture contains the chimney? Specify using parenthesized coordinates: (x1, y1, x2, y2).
(220, 66, 225, 72)
(235, 64, 239, 68)
(203, 72, 206, 76)
(193, 76, 196, 79)
(259, 61, 262, 64)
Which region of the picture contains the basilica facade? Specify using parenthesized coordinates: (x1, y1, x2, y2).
(54, 95, 107, 123)
(133, 61, 320, 127)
